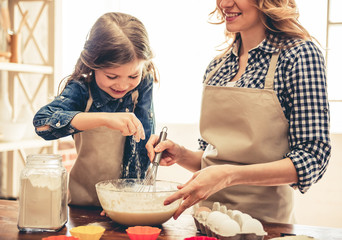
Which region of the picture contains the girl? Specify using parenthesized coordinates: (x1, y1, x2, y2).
(34, 12, 158, 206)
(146, 0, 330, 223)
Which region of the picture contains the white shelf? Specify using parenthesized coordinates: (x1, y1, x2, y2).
(0, 62, 53, 74)
(0, 138, 54, 152)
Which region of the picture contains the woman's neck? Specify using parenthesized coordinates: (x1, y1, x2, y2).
(239, 28, 266, 56)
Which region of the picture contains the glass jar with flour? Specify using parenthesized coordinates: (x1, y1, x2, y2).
(18, 154, 68, 232)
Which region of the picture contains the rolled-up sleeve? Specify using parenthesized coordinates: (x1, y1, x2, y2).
(33, 81, 88, 140)
(284, 41, 331, 193)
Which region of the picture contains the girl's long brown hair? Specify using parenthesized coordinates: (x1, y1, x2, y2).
(59, 12, 158, 93)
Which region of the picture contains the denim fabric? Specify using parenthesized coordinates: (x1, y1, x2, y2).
(33, 74, 155, 178)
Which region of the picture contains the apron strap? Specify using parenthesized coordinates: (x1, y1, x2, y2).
(203, 55, 229, 85)
(85, 89, 93, 112)
(131, 90, 139, 110)
(264, 52, 281, 90)
(204, 51, 281, 90)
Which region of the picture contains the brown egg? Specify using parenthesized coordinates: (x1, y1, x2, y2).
(194, 206, 211, 217)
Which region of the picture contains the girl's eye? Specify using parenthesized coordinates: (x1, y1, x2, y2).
(129, 75, 139, 79)
(106, 75, 117, 80)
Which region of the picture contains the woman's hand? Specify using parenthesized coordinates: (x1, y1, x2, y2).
(145, 136, 183, 165)
(164, 165, 232, 219)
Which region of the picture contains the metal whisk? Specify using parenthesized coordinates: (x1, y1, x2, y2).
(138, 126, 168, 192)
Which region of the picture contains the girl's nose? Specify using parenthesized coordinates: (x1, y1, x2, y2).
(113, 80, 129, 91)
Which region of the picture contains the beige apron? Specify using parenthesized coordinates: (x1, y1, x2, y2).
(199, 52, 294, 223)
(68, 90, 139, 206)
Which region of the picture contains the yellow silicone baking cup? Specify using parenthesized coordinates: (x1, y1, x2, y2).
(70, 225, 105, 240)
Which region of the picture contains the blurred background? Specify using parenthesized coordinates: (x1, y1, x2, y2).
(0, 0, 341, 228)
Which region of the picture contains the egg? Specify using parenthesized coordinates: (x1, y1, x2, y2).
(205, 211, 231, 231)
(196, 210, 210, 224)
(234, 212, 252, 227)
(241, 218, 266, 235)
(194, 206, 211, 218)
(212, 218, 241, 237)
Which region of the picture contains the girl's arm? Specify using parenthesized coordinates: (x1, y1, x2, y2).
(71, 112, 145, 140)
(34, 81, 145, 141)
(33, 81, 88, 140)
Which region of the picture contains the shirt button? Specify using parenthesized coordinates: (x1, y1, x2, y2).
(125, 108, 130, 112)
(56, 122, 61, 127)
(119, 99, 123, 103)
(149, 112, 153, 118)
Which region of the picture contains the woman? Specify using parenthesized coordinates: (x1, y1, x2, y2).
(146, 0, 330, 223)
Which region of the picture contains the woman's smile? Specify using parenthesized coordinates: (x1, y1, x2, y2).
(224, 12, 242, 22)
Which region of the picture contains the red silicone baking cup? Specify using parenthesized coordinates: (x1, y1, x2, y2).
(42, 236, 80, 240)
(184, 237, 218, 240)
(126, 226, 161, 240)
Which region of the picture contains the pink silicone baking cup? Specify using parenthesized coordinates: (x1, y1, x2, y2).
(126, 226, 161, 240)
(184, 237, 218, 240)
(42, 236, 80, 240)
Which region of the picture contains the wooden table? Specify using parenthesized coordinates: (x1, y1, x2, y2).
(1, 199, 342, 240)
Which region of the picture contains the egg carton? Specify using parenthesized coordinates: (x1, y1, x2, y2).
(194, 218, 265, 240)
(193, 202, 267, 240)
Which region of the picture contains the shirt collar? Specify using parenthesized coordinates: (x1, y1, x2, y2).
(89, 75, 139, 108)
(231, 33, 280, 56)
(89, 79, 114, 108)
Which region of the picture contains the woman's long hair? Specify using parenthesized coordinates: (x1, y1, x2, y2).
(210, 0, 313, 54)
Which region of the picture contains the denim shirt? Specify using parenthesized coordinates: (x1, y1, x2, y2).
(33, 74, 155, 178)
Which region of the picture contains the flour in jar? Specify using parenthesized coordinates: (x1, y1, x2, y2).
(18, 174, 67, 230)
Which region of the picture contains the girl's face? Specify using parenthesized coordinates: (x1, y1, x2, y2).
(218, 0, 265, 36)
(95, 59, 146, 99)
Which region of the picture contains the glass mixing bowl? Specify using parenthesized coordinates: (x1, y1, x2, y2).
(95, 179, 182, 226)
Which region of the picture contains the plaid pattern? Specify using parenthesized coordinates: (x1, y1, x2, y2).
(198, 35, 331, 193)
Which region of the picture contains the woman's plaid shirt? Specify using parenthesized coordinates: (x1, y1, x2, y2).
(198, 35, 331, 193)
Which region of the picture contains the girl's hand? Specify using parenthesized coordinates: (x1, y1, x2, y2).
(71, 112, 145, 142)
(145, 136, 183, 166)
(104, 112, 145, 142)
(163, 165, 232, 219)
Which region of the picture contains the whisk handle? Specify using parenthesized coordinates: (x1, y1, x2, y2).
(153, 127, 168, 165)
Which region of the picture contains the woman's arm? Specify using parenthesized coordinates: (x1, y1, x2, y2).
(282, 41, 331, 193)
(165, 157, 298, 219)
